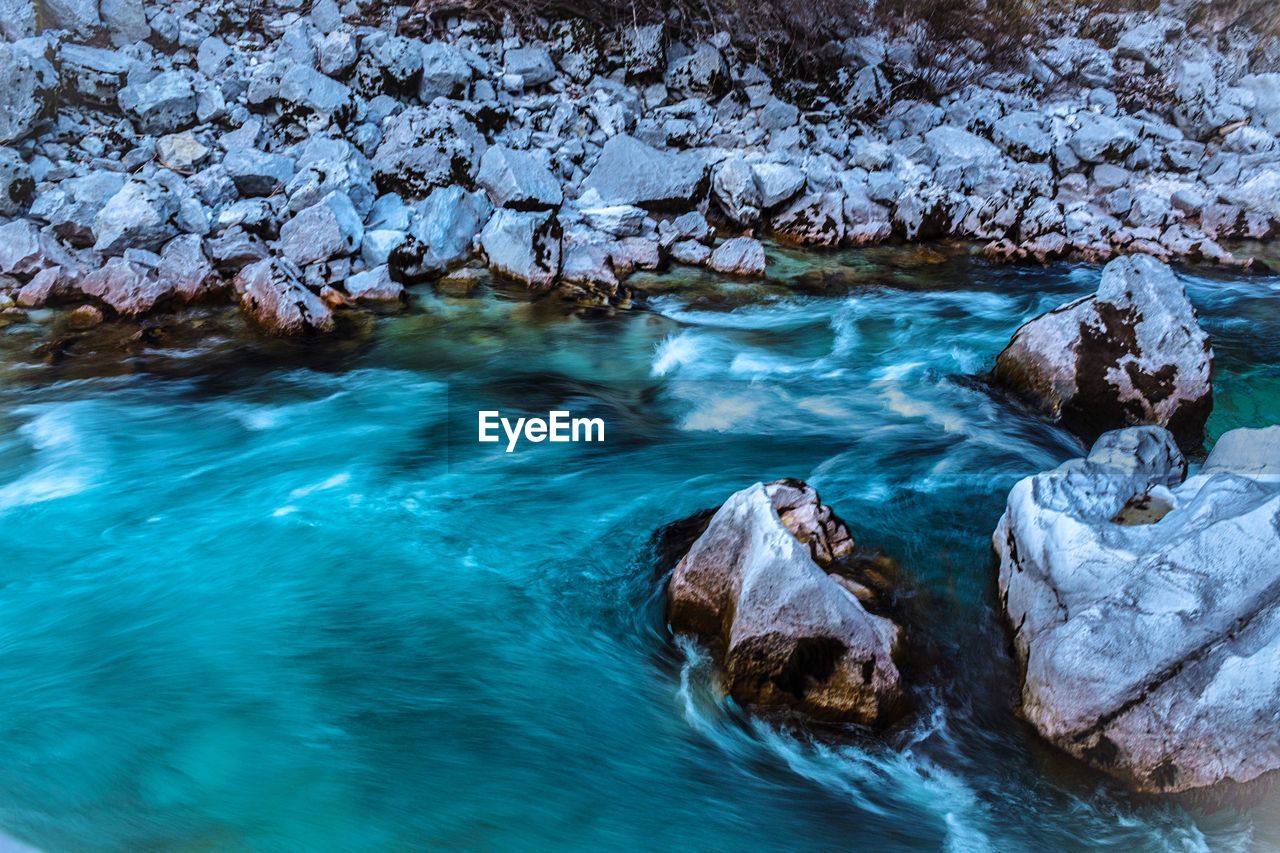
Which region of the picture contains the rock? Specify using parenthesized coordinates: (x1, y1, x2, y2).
(708, 236, 766, 276)
(559, 239, 617, 290)
(840, 177, 892, 245)
(285, 137, 375, 216)
(0, 42, 56, 144)
(711, 156, 762, 224)
(93, 180, 178, 255)
(662, 210, 712, 245)
(29, 171, 126, 247)
(319, 30, 358, 77)
(0, 0, 36, 40)
(0, 219, 71, 276)
(278, 66, 354, 126)
(993, 255, 1212, 448)
(371, 104, 485, 198)
(991, 111, 1052, 161)
(16, 265, 72, 307)
(77, 257, 172, 316)
(233, 256, 335, 335)
(41, 0, 100, 35)
(925, 125, 1002, 165)
(479, 208, 561, 289)
(155, 233, 216, 302)
(344, 264, 403, 302)
(118, 71, 197, 135)
(100, 0, 148, 45)
(1237, 74, 1280, 136)
(665, 42, 728, 99)
(504, 45, 556, 87)
(608, 236, 660, 274)
(224, 148, 296, 197)
(419, 41, 472, 101)
(279, 191, 364, 266)
(759, 97, 799, 131)
(621, 23, 664, 78)
(66, 303, 104, 329)
(579, 204, 648, 237)
(771, 191, 845, 247)
(995, 425, 1280, 793)
(0, 148, 33, 216)
(670, 239, 710, 265)
(58, 44, 134, 106)
(353, 33, 423, 98)
(752, 162, 806, 209)
(580, 134, 707, 208)
(156, 132, 209, 172)
(393, 185, 491, 280)
(667, 480, 904, 724)
(476, 145, 563, 210)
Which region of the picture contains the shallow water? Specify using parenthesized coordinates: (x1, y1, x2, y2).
(1, 248, 1279, 851)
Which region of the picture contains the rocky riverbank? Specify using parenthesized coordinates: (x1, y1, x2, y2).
(1, 0, 1279, 333)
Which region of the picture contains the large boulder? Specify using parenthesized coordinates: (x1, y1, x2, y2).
(707, 236, 766, 276)
(580, 134, 707, 209)
(667, 480, 905, 725)
(993, 255, 1212, 448)
(0, 42, 57, 144)
(771, 191, 845, 247)
(233, 256, 335, 335)
(478, 208, 561, 289)
(995, 425, 1280, 793)
(278, 191, 364, 266)
(118, 71, 197, 135)
(371, 104, 485, 198)
(392, 185, 491, 280)
(31, 171, 128, 246)
(476, 145, 562, 210)
(93, 180, 179, 255)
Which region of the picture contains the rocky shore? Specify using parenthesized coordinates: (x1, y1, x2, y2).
(1, 0, 1279, 333)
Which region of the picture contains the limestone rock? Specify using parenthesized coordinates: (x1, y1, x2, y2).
(580, 134, 707, 208)
(479, 208, 561, 289)
(995, 425, 1280, 793)
(993, 255, 1212, 448)
(234, 256, 335, 335)
(476, 145, 562, 210)
(667, 480, 904, 725)
(707, 236, 766, 276)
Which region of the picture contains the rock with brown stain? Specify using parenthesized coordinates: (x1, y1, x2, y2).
(993, 254, 1212, 449)
(995, 425, 1280, 793)
(667, 479, 905, 725)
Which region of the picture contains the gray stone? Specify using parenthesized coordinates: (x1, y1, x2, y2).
(224, 148, 296, 197)
(621, 23, 664, 78)
(344, 264, 403, 302)
(707, 236, 766, 276)
(668, 480, 903, 725)
(278, 65, 354, 126)
(58, 44, 134, 106)
(78, 257, 172, 316)
(93, 180, 179, 255)
(318, 30, 359, 78)
(670, 239, 710, 265)
(119, 71, 197, 135)
(991, 111, 1053, 161)
(665, 42, 728, 99)
(0, 0, 36, 40)
(1069, 112, 1139, 164)
(579, 204, 648, 237)
(993, 255, 1212, 448)
(419, 41, 472, 101)
(286, 137, 375, 217)
(156, 233, 216, 302)
(581, 134, 707, 208)
(0, 42, 56, 144)
(752, 162, 805, 209)
(100, 0, 149, 45)
(30, 170, 126, 247)
(1237, 73, 1280, 136)
(234, 256, 335, 335)
(479, 208, 561, 288)
(279, 191, 364, 266)
(371, 104, 485, 198)
(476, 145, 562, 210)
(504, 45, 556, 88)
(352, 33, 423, 98)
(394, 185, 491, 280)
(772, 191, 845, 247)
(995, 424, 1280, 792)
(0, 148, 33, 217)
(711, 155, 761, 224)
(41, 0, 100, 35)
(758, 97, 799, 131)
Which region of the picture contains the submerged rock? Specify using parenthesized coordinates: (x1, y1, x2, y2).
(667, 480, 905, 725)
(995, 425, 1280, 793)
(993, 255, 1212, 449)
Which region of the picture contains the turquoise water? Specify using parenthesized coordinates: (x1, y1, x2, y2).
(0, 249, 1278, 851)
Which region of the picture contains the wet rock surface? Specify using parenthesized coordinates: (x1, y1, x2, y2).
(995, 426, 1280, 793)
(667, 479, 906, 726)
(993, 255, 1213, 448)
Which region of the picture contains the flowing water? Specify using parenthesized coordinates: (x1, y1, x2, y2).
(1, 246, 1278, 851)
